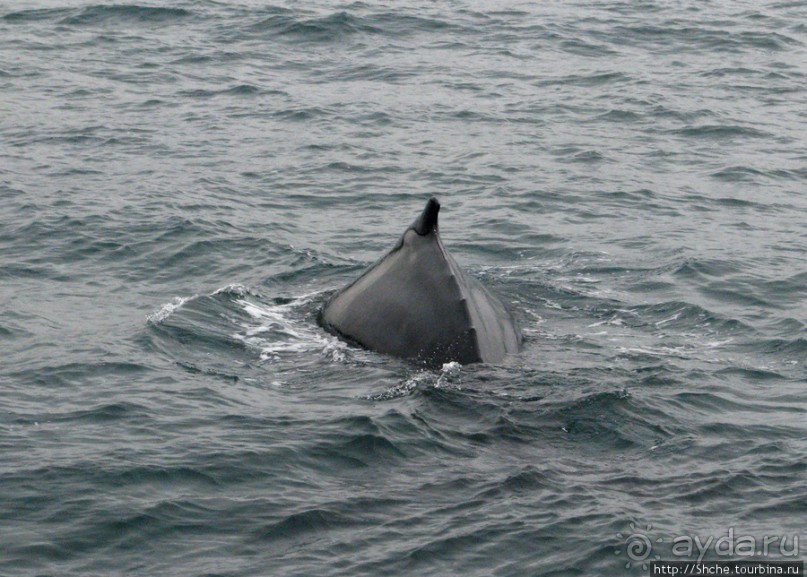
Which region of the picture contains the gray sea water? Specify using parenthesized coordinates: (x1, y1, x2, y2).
(1, 1, 806, 576)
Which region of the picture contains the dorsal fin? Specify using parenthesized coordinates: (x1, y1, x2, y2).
(412, 197, 440, 235)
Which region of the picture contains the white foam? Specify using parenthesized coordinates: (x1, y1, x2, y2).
(368, 361, 464, 400)
(232, 292, 349, 363)
(588, 315, 625, 328)
(435, 361, 462, 388)
(212, 283, 250, 297)
(654, 311, 682, 327)
(147, 295, 195, 323)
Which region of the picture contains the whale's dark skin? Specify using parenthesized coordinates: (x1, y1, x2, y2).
(319, 197, 521, 366)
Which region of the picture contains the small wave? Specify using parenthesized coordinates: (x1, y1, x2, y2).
(710, 165, 767, 182)
(253, 508, 360, 541)
(307, 430, 407, 468)
(635, 300, 749, 333)
(2, 8, 72, 22)
(593, 109, 643, 122)
(53, 402, 149, 424)
(714, 366, 787, 381)
(248, 10, 455, 43)
(250, 11, 379, 43)
(674, 470, 772, 507)
(59, 5, 191, 26)
(10, 361, 150, 388)
(671, 258, 747, 279)
(560, 38, 619, 57)
(145, 285, 347, 370)
(146, 295, 195, 324)
(270, 106, 334, 122)
(372, 12, 455, 35)
(755, 337, 807, 357)
(735, 30, 802, 50)
(366, 362, 463, 401)
(474, 466, 554, 499)
(566, 149, 607, 163)
(670, 124, 771, 139)
(233, 291, 349, 363)
(702, 66, 759, 78)
(177, 84, 262, 99)
(553, 389, 673, 449)
(616, 343, 717, 361)
(211, 283, 250, 297)
(537, 71, 630, 88)
(610, 24, 799, 54)
(712, 166, 807, 183)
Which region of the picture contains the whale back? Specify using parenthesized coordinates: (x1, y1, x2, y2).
(319, 198, 521, 366)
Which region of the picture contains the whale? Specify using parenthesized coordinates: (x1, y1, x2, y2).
(319, 197, 521, 366)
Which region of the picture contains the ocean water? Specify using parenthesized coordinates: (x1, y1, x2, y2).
(1, 1, 806, 575)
